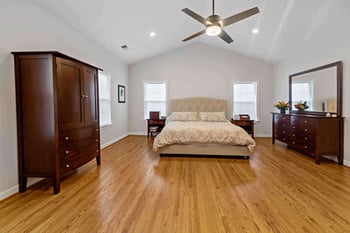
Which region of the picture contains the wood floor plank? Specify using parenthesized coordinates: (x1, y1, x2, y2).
(1, 136, 350, 233)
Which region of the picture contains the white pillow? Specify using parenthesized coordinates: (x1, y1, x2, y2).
(171, 112, 198, 121)
(199, 112, 226, 122)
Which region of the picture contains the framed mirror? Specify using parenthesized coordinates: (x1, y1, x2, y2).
(289, 61, 342, 116)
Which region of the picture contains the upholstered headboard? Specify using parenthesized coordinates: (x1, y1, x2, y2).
(170, 97, 228, 117)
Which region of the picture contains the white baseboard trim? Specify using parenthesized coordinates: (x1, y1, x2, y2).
(101, 133, 129, 149)
(0, 185, 18, 201)
(254, 134, 271, 138)
(0, 178, 43, 201)
(344, 160, 350, 167)
(128, 132, 147, 136)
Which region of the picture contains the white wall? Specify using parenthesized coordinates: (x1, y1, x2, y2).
(274, 56, 350, 166)
(0, 0, 128, 200)
(129, 42, 274, 136)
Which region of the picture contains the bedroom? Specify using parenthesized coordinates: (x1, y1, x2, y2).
(1, 0, 350, 232)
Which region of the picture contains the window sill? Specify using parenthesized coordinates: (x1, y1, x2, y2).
(100, 123, 113, 128)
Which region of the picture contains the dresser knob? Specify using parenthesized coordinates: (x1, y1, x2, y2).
(304, 120, 308, 123)
(283, 131, 286, 134)
(304, 146, 308, 149)
(96, 128, 99, 132)
(292, 126, 295, 129)
(292, 134, 295, 137)
(96, 149, 99, 152)
(283, 124, 286, 127)
(96, 139, 99, 142)
(304, 129, 308, 132)
(66, 164, 70, 168)
(65, 150, 69, 154)
(81, 94, 85, 98)
(65, 136, 69, 140)
(304, 137, 308, 140)
(292, 141, 295, 144)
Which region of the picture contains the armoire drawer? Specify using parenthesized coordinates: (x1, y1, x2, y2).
(60, 146, 99, 173)
(60, 126, 99, 143)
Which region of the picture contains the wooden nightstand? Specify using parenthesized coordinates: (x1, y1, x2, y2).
(147, 119, 166, 138)
(231, 119, 255, 138)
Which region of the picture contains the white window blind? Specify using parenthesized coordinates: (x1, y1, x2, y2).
(144, 82, 166, 119)
(233, 82, 258, 120)
(98, 71, 111, 127)
(292, 81, 314, 110)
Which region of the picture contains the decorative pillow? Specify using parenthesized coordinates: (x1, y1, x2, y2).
(199, 112, 226, 122)
(171, 112, 198, 121)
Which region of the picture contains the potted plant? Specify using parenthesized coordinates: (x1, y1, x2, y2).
(274, 101, 290, 114)
(294, 101, 309, 111)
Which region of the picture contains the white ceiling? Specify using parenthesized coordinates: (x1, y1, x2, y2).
(30, 0, 350, 65)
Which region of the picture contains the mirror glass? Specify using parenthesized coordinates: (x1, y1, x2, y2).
(289, 62, 342, 115)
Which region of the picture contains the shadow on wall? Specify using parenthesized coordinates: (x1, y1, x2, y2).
(0, 53, 19, 194)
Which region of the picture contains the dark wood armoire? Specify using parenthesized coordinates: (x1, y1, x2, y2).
(13, 51, 101, 194)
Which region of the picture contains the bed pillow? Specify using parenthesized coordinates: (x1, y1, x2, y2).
(199, 112, 226, 122)
(171, 112, 198, 121)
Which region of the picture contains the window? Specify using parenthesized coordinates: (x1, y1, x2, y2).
(292, 81, 314, 110)
(98, 71, 111, 126)
(233, 82, 258, 120)
(144, 82, 166, 119)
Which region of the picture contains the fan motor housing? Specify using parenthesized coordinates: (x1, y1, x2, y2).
(207, 14, 222, 25)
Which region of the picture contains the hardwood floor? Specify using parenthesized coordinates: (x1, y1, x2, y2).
(1, 136, 350, 233)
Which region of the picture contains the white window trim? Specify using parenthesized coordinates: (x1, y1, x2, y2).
(98, 71, 112, 127)
(143, 81, 168, 119)
(232, 80, 259, 121)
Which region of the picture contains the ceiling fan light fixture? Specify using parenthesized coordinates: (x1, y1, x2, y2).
(206, 24, 222, 36)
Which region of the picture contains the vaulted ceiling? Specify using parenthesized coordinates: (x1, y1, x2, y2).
(30, 0, 350, 64)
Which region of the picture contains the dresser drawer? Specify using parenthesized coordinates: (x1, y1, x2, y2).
(60, 145, 99, 173)
(60, 126, 99, 144)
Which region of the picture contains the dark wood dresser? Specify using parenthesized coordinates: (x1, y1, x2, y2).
(272, 113, 344, 164)
(147, 119, 166, 138)
(13, 51, 101, 194)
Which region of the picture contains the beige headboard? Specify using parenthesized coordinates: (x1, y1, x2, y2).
(170, 97, 228, 117)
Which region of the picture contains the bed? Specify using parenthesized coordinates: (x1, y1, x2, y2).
(153, 97, 255, 158)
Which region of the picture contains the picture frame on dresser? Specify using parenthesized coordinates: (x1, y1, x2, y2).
(118, 85, 126, 103)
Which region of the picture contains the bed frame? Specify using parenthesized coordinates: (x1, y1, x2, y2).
(158, 97, 252, 158)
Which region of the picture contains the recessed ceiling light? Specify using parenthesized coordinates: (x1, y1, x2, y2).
(150, 32, 156, 37)
(252, 28, 259, 34)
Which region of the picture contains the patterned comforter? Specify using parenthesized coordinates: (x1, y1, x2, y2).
(153, 120, 256, 152)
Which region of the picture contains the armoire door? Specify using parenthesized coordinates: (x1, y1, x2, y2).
(56, 57, 84, 129)
(83, 66, 99, 126)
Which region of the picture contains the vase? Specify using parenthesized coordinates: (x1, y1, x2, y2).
(280, 108, 286, 114)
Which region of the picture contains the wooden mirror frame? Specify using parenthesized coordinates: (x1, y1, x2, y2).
(289, 61, 343, 116)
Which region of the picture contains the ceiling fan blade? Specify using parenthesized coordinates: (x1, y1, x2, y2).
(218, 29, 233, 44)
(182, 8, 208, 25)
(222, 7, 259, 27)
(183, 30, 206, 42)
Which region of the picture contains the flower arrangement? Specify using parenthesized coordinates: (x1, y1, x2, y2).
(294, 101, 309, 111)
(274, 101, 290, 110)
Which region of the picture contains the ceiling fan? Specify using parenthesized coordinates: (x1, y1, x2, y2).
(182, 0, 259, 44)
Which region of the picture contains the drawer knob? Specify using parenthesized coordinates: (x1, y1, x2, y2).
(283, 124, 286, 126)
(81, 94, 85, 98)
(65, 150, 69, 154)
(96, 128, 99, 132)
(305, 120, 308, 123)
(292, 141, 295, 144)
(292, 126, 295, 129)
(304, 129, 308, 132)
(66, 164, 70, 168)
(96, 149, 99, 152)
(292, 134, 295, 136)
(283, 131, 286, 134)
(96, 139, 99, 142)
(304, 145, 308, 149)
(65, 136, 69, 140)
(304, 137, 308, 140)
(283, 138, 286, 141)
